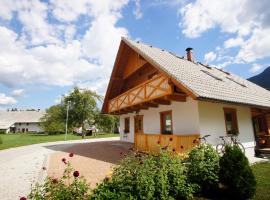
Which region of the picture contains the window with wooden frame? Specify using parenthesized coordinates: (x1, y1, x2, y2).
(134, 115, 143, 134)
(124, 117, 130, 134)
(160, 110, 173, 134)
(223, 108, 239, 135)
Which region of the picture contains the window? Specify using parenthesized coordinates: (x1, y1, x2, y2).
(226, 77, 246, 87)
(201, 70, 223, 81)
(124, 117, 130, 133)
(26, 123, 29, 126)
(19, 123, 21, 126)
(26, 128, 28, 132)
(134, 115, 143, 133)
(160, 110, 173, 134)
(223, 108, 239, 135)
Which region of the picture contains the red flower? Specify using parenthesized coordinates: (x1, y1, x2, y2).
(52, 178, 58, 184)
(69, 153, 74, 157)
(181, 145, 184, 149)
(73, 171, 80, 178)
(61, 158, 67, 164)
(42, 167, 46, 170)
(172, 148, 176, 152)
(20, 197, 27, 200)
(157, 140, 160, 144)
(120, 152, 123, 155)
(169, 138, 173, 141)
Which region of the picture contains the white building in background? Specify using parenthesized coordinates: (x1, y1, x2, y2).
(0, 110, 45, 133)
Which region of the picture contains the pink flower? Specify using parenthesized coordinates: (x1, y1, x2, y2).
(172, 148, 176, 152)
(157, 141, 160, 144)
(169, 138, 173, 142)
(20, 197, 27, 200)
(73, 171, 80, 178)
(181, 145, 184, 149)
(120, 152, 123, 155)
(69, 153, 74, 157)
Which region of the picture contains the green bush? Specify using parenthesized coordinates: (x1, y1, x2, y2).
(186, 143, 220, 193)
(28, 156, 90, 200)
(90, 150, 197, 200)
(219, 145, 256, 199)
(0, 136, 2, 144)
(0, 130, 6, 134)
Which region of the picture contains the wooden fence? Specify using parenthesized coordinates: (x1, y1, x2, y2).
(134, 133, 200, 154)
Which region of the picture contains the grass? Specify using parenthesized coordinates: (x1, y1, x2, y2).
(252, 162, 270, 200)
(0, 133, 119, 150)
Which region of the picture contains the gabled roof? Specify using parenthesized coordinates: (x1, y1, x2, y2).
(102, 38, 270, 112)
(0, 110, 45, 129)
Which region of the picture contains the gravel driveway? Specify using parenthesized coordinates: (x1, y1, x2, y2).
(0, 137, 119, 200)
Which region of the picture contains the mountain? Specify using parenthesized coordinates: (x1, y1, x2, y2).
(248, 66, 270, 91)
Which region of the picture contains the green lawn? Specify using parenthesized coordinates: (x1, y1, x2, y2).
(252, 162, 270, 200)
(0, 133, 119, 150)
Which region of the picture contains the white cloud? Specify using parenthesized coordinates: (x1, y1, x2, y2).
(11, 89, 25, 97)
(133, 0, 142, 19)
(204, 51, 217, 63)
(224, 37, 244, 49)
(0, 0, 129, 94)
(0, 93, 16, 105)
(236, 28, 270, 62)
(249, 64, 263, 73)
(179, 0, 270, 64)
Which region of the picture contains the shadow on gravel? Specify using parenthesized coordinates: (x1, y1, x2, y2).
(44, 141, 133, 164)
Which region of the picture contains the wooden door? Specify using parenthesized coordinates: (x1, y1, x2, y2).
(134, 115, 143, 134)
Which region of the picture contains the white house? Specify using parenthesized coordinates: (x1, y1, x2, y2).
(0, 110, 45, 133)
(102, 38, 270, 155)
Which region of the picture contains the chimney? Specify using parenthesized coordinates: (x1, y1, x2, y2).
(186, 47, 193, 61)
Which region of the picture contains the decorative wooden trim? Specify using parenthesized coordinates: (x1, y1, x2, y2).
(108, 74, 172, 113)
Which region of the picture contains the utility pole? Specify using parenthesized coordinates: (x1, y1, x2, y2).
(65, 100, 71, 140)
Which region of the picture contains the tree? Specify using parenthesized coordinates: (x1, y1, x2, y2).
(41, 87, 118, 134)
(94, 113, 119, 133)
(62, 87, 102, 128)
(40, 105, 66, 134)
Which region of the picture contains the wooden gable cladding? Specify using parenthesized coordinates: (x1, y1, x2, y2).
(122, 50, 147, 79)
(102, 38, 192, 114)
(108, 74, 178, 113)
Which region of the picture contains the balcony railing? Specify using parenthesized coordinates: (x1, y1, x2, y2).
(134, 133, 200, 153)
(108, 74, 172, 113)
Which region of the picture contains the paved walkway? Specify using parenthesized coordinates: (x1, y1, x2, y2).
(48, 141, 132, 188)
(0, 137, 119, 200)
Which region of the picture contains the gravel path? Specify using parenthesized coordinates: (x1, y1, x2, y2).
(0, 137, 119, 200)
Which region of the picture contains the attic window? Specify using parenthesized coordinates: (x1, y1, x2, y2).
(199, 62, 212, 69)
(201, 70, 223, 81)
(226, 77, 246, 87)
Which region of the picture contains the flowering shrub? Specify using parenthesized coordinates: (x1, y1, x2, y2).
(186, 143, 220, 193)
(90, 149, 197, 200)
(28, 154, 90, 200)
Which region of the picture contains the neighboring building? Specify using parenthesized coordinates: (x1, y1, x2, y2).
(0, 110, 45, 133)
(102, 38, 270, 155)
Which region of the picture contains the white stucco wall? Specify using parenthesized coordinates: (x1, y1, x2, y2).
(119, 97, 200, 143)
(14, 122, 43, 133)
(198, 101, 255, 148)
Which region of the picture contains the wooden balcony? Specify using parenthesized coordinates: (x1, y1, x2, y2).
(108, 74, 186, 114)
(134, 133, 200, 153)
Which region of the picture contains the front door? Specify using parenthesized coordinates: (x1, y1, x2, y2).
(134, 115, 143, 134)
(134, 115, 143, 149)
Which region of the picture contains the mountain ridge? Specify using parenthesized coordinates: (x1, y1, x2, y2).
(248, 66, 270, 91)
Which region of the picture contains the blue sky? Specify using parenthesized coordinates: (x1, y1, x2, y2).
(0, 0, 269, 110)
